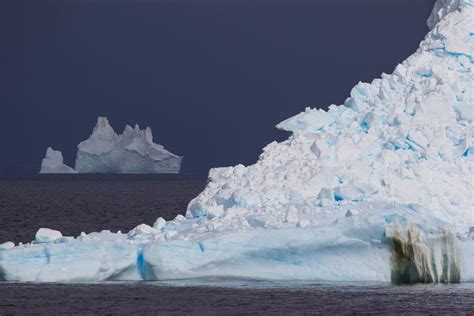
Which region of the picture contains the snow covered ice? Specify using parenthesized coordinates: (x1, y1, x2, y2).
(3, 0, 473, 283)
(75, 117, 182, 174)
(40, 117, 182, 174)
(39, 147, 76, 174)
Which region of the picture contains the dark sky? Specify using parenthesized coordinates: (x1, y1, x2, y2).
(1, 0, 434, 175)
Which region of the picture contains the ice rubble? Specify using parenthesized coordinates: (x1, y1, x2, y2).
(2, 0, 473, 283)
(75, 117, 182, 174)
(39, 147, 77, 174)
(40, 117, 182, 174)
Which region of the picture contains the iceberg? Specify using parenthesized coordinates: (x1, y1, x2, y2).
(75, 117, 182, 174)
(39, 147, 77, 174)
(39, 117, 182, 174)
(3, 0, 473, 283)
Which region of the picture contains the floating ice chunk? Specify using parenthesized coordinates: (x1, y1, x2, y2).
(34, 228, 62, 244)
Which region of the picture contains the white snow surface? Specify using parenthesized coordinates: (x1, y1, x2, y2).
(75, 117, 182, 173)
(39, 147, 77, 174)
(2, 0, 473, 283)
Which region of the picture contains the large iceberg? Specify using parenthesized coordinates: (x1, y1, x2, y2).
(2, 0, 473, 283)
(39, 147, 77, 174)
(75, 117, 182, 174)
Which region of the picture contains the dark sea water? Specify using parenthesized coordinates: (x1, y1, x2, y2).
(0, 174, 206, 243)
(1, 175, 473, 315)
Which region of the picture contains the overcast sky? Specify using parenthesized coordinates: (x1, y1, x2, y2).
(0, 0, 434, 175)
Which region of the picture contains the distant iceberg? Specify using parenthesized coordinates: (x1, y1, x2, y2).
(40, 117, 182, 174)
(75, 117, 182, 174)
(6, 0, 473, 283)
(39, 147, 76, 174)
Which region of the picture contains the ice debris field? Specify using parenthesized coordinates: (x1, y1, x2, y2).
(2, 0, 473, 283)
(40, 117, 182, 174)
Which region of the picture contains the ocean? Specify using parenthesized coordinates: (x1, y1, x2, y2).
(0, 175, 473, 314)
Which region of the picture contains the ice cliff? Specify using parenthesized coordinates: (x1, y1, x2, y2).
(39, 147, 76, 174)
(3, 0, 473, 283)
(40, 117, 182, 174)
(75, 117, 182, 174)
